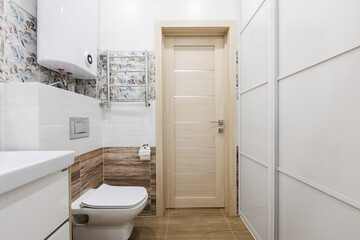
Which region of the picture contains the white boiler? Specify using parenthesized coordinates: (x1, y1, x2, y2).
(37, 0, 97, 79)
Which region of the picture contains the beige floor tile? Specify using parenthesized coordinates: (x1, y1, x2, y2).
(167, 217, 233, 239)
(129, 217, 168, 239)
(129, 208, 253, 240)
(227, 218, 249, 232)
(167, 208, 224, 217)
(235, 232, 254, 240)
(167, 237, 235, 240)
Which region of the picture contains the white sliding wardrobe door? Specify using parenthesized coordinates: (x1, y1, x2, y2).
(278, 0, 360, 239)
(239, 1, 270, 240)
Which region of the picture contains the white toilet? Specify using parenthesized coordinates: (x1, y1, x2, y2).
(71, 184, 148, 240)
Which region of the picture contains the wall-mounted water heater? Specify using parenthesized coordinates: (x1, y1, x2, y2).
(37, 0, 97, 79)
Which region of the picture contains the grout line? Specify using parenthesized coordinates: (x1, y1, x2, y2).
(165, 210, 169, 240)
(221, 209, 237, 240)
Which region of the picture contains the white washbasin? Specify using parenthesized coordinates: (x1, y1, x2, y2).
(0, 151, 74, 195)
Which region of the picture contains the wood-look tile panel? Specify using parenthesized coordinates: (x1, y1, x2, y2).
(80, 153, 103, 195)
(70, 161, 80, 202)
(104, 147, 157, 216)
(70, 147, 156, 216)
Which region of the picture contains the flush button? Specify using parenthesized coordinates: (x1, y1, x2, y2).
(74, 122, 86, 134)
(70, 117, 89, 139)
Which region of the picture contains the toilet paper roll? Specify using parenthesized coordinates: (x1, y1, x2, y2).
(139, 144, 151, 160)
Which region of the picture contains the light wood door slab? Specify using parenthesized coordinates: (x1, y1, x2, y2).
(165, 36, 225, 208)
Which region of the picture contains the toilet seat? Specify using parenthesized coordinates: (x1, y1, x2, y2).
(80, 184, 147, 209)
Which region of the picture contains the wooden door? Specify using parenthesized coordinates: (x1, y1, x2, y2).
(164, 36, 225, 208)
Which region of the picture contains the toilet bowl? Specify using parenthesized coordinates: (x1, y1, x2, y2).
(71, 184, 148, 240)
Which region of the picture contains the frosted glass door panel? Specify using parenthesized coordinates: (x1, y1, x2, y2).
(241, 84, 268, 163)
(240, 1, 269, 91)
(278, 0, 360, 77)
(241, 156, 268, 240)
(279, 173, 360, 240)
(279, 48, 360, 202)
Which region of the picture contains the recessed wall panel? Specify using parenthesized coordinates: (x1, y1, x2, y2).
(241, 84, 268, 162)
(279, 48, 360, 202)
(240, 1, 269, 91)
(241, 156, 268, 240)
(278, 0, 360, 77)
(279, 173, 360, 240)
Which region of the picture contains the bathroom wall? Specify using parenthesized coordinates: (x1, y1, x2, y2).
(98, 0, 241, 51)
(98, 0, 241, 147)
(70, 147, 156, 216)
(240, 0, 360, 239)
(0, 0, 96, 97)
(103, 147, 156, 216)
(11, 0, 36, 17)
(2, 83, 103, 155)
(71, 148, 104, 202)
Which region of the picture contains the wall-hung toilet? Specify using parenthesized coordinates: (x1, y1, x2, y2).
(72, 184, 148, 240)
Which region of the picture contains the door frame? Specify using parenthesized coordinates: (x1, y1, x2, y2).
(155, 21, 238, 216)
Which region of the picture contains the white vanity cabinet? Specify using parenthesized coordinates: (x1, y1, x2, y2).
(0, 151, 74, 240)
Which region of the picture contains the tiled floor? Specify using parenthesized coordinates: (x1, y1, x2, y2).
(129, 208, 254, 240)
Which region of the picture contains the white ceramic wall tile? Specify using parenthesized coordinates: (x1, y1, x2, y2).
(98, 0, 240, 50)
(2, 83, 103, 154)
(103, 101, 155, 125)
(241, 156, 268, 240)
(38, 84, 102, 126)
(240, 0, 269, 92)
(103, 123, 155, 147)
(279, 48, 360, 203)
(278, 0, 360, 77)
(279, 173, 360, 240)
(241, 84, 268, 163)
(103, 101, 155, 147)
(240, 0, 264, 31)
(39, 124, 103, 156)
(2, 83, 40, 150)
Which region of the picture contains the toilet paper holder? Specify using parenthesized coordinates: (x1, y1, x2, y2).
(138, 144, 151, 160)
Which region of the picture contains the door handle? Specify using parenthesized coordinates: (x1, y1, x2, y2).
(210, 120, 224, 125)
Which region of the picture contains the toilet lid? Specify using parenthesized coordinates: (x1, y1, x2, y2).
(80, 184, 148, 209)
